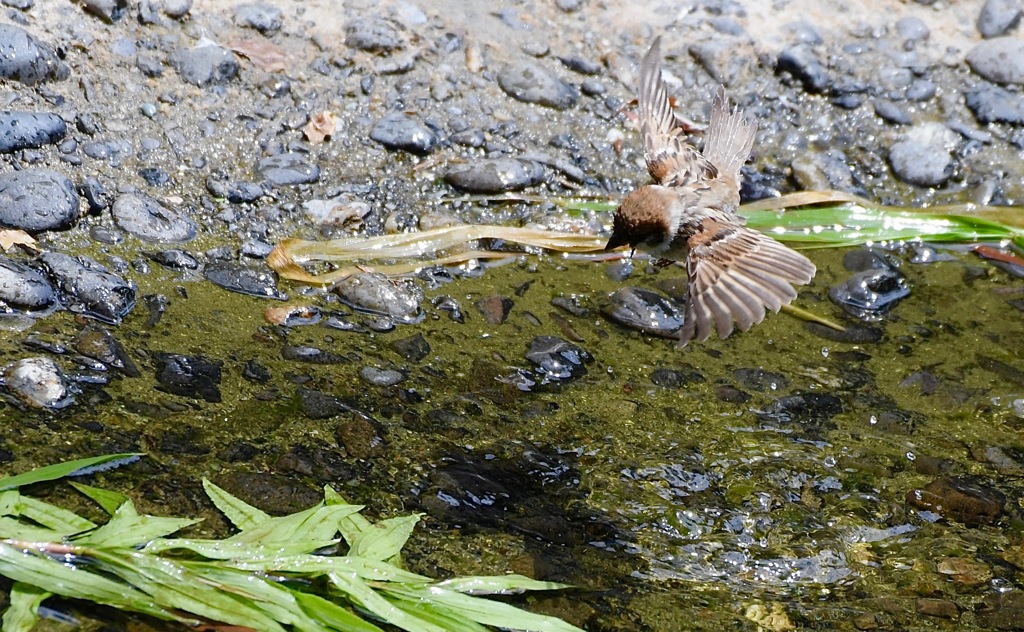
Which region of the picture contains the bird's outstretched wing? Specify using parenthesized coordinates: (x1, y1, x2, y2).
(637, 37, 716, 188)
(678, 221, 817, 346)
(700, 86, 758, 209)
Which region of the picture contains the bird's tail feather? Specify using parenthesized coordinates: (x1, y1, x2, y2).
(702, 86, 756, 178)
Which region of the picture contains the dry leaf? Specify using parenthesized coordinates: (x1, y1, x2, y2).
(0, 229, 38, 252)
(303, 111, 338, 144)
(226, 38, 287, 73)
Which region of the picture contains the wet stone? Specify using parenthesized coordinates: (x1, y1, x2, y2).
(257, 153, 320, 186)
(444, 158, 544, 193)
(79, 177, 112, 213)
(369, 113, 437, 155)
(873, 99, 911, 125)
(0, 256, 56, 317)
(0, 24, 70, 85)
(0, 169, 80, 233)
(112, 193, 197, 243)
(907, 477, 1005, 526)
(524, 335, 591, 386)
(776, 44, 829, 93)
(734, 368, 789, 392)
(391, 332, 430, 362)
(965, 84, 1024, 125)
(75, 325, 140, 377)
(204, 261, 286, 300)
(806, 321, 884, 343)
(152, 353, 222, 402)
(298, 388, 348, 419)
(170, 43, 240, 87)
(476, 295, 514, 325)
(41, 253, 136, 325)
(759, 392, 844, 427)
(601, 287, 684, 337)
(360, 366, 404, 386)
(3, 356, 74, 409)
(336, 413, 386, 459)
(333, 272, 422, 323)
(715, 384, 751, 404)
(148, 249, 199, 270)
(829, 267, 911, 319)
(967, 37, 1024, 85)
(281, 344, 350, 364)
(215, 471, 321, 515)
(0, 111, 67, 153)
(345, 17, 404, 52)
(916, 599, 958, 619)
(978, 0, 1022, 38)
(650, 365, 705, 388)
(888, 123, 956, 187)
(234, 2, 282, 32)
(263, 304, 320, 327)
(497, 62, 580, 110)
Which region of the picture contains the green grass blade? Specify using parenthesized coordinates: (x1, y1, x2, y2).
(350, 514, 421, 562)
(2, 582, 49, 632)
(383, 584, 585, 632)
(0, 517, 67, 541)
(70, 482, 130, 516)
(383, 593, 491, 632)
(15, 495, 97, 534)
(202, 478, 270, 530)
(436, 574, 573, 595)
(293, 590, 386, 632)
(0, 454, 144, 491)
(328, 571, 447, 632)
(222, 551, 431, 583)
(74, 501, 199, 547)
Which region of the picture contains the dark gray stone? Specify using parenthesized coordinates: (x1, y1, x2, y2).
(234, 3, 282, 32)
(345, 17, 403, 52)
(776, 44, 829, 93)
(80, 0, 128, 22)
(0, 169, 80, 233)
(40, 253, 137, 325)
(0, 111, 67, 153)
(965, 84, 1024, 124)
(0, 256, 56, 316)
(112, 193, 197, 243)
(257, 153, 320, 185)
(525, 336, 591, 385)
(979, 0, 1022, 38)
(369, 113, 438, 155)
(152, 353, 222, 402)
(334, 272, 423, 323)
(497, 62, 579, 110)
(444, 158, 544, 193)
(0, 24, 70, 85)
(601, 287, 684, 338)
(360, 366, 405, 386)
(888, 123, 957, 187)
(170, 43, 240, 87)
(966, 37, 1024, 85)
(204, 261, 286, 300)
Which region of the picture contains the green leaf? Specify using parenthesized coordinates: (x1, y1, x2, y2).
(383, 584, 586, 632)
(74, 500, 199, 547)
(0, 491, 19, 517)
(0, 516, 66, 541)
(0, 454, 144, 491)
(325, 485, 373, 546)
(225, 503, 363, 551)
(70, 481, 130, 516)
(328, 571, 447, 632)
(436, 574, 572, 595)
(384, 593, 491, 632)
(2, 582, 49, 632)
(293, 590, 386, 632)
(350, 514, 421, 562)
(202, 478, 269, 531)
(15, 495, 96, 534)
(217, 551, 431, 583)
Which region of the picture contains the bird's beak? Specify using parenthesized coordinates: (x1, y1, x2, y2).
(604, 229, 630, 252)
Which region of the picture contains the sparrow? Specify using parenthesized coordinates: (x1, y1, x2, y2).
(605, 37, 816, 346)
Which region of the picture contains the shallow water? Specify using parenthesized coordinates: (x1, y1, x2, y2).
(3, 238, 1024, 630)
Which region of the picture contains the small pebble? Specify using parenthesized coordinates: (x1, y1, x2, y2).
(360, 366, 405, 386)
(257, 154, 320, 186)
(445, 158, 544, 193)
(888, 123, 957, 187)
(345, 17, 404, 52)
(0, 24, 70, 85)
(369, 112, 438, 155)
(170, 43, 240, 87)
(41, 252, 137, 325)
(234, 2, 282, 32)
(4, 357, 74, 409)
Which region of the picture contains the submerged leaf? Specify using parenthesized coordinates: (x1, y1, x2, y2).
(2, 582, 49, 632)
(436, 574, 572, 595)
(202, 478, 270, 531)
(74, 500, 199, 547)
(0, 453, 144, 491)
(293, 590, 386, 632)
(70, 482, 130, 516)
(351, 514, 421, 562)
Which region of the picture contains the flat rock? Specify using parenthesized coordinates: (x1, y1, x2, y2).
(234, 2, 282, 32)
(257, 153, 320, 185)
(369, 112, 437, 155)
(204, 261, 286, 300)
(345, 17, 404, 52)
(0, 111, 67, 153)
(4, 357, 74, 409)
(153, 352, 222, 402)
(978, 0, 1022, 38)
(111, 192, 197, 243)
(966, 37, 1024, 85)
(0, 169, 80, 233)
(170, 43, 239, 87)
(965, 84, 1024, 124)
(0, 256, 56, 316)
(334, 272, 423, 322)
(0, 24, 70, 85)
(888, 123, 957, 187)
(907, 477, 1005, 525)
(497, 62, 579, 110)
(40, 252, 137, 325)
(445, 158, 544, 193)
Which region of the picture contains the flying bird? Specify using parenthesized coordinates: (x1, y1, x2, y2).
(605, 37, 816, 346)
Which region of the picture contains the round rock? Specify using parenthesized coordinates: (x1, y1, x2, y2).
(4, 357, 74, 409)
(170, 43, 240, 87)
(444, 158, 544, 193)
(497, 62, 579, 110)
(257, 154, 320, 185)
(0, 169, 80, 233)
(0, 111, 67, 153)
(112, 193, 197, 243)
(369, 113, 437, 155)
(0, 24, 70, 85)
(888, 123, 957, 187)
(966, 38, 1024, 85)
(978, 0, 1023, 38)
(0, 256, 56, 316)
(965, 84, 1024, 124)
(334, 272, 423, 322)
(345, 17, 404, 52)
